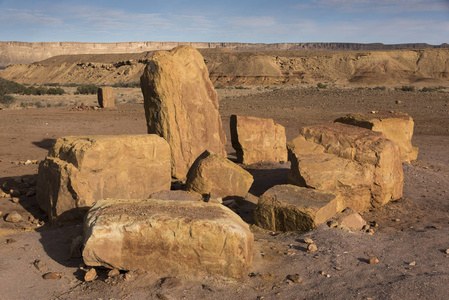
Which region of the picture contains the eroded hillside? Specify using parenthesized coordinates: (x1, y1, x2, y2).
(1, 48, 448, 86)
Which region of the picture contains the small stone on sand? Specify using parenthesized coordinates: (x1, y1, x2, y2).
(286, 274, 302, 283)
(369, 257, 379, 264)
(307, 244, 318, 252)
(84, 268, 97, 282)
(43, 272, 63, 280)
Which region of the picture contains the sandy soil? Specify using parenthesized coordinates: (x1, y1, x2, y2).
(0, 86, 448, 299)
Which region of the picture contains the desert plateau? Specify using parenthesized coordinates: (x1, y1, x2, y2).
(0, 42, 449, 300)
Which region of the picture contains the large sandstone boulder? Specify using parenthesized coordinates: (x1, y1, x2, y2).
(140, 45, 227, 180)
(186, 150, 254, 199)
(335, 111, 418, 162)
(287, 123, 403, 212)
(97, 86, 115, 108)
(83, 199, 254, 278)
(37, 135, 171, 222)
(230, 115, 287, 164)
(254, 185, 345, 232)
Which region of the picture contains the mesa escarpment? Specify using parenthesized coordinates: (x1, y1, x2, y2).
(1, 48, 449, 86)
(1, 41, 448, 67)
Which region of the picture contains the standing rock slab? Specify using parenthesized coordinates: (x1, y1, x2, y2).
(288, 123, 403, 212)
(186, 150, 254, 199)
(82, 199, 254, 279)
(335, 111, 418, 162)
(254, 185, 345, 232)
(37, 135, 171, 222)
(230, 115, 287, 165)
(97, 86, 115, 108)
(140, 45, 227, 180)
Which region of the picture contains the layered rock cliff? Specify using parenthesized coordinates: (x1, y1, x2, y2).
(1, 41, 448, 67)
(1, 48, 448, 87)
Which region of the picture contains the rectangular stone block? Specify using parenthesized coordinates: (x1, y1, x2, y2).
(37, 135, 171, 222)
(230, 115, 287, 165)
(83, 199, 254, 278)
(97, 86, 115, 108)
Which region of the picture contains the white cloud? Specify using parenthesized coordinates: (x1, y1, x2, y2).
(1, 8, 63, 26)
(309, 0, 449, 12)
(229, 16, 277, 28)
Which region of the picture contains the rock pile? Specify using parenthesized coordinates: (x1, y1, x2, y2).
(287, 122, 403, 212)
(335, 111, 418, 162)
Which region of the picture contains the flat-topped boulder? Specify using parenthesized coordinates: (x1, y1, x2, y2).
(254, 185, 345, 232)
(82, 199, 254, 278)
(140, 45, 226, 180)
(335, 111, 418, 162)
(186, 150, 254, 199)
(288, 123, 403, 211)
(37, 135, 171, 222)
(230, 115, 287, 164)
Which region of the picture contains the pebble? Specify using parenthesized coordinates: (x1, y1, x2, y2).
(0, 191, 9, 198)
(5, 211, 22, 223)
(34, 259, 48, 272)
(337, 224, 351, 232)
(303, 238, 314, 244)
(43, 272, 63, 280)
(369, 257, 379, 264)
(286, 274, 302, 283)
(108, 268, 120, 277)
(9, 189, 20, 197)
(10, 197, 20, 204)
(445, 249, 449, 254)
(307, 244, 318, 252)
(0, 211, 2, 217)
(396, 100, 402, 104)
(6, 238, 16, 244)
(409, 261, 416, 266)
(327, 220, 338, 228)
(84, 268, 97, 282)
(362, 225, 370, 231)
(367, 229, 375, 235)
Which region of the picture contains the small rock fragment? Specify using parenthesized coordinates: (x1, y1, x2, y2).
(445, 249, 449, 254)
(11, 197, 19, 203)
(159, 277, 182, 289)
(43, 272, 63, 280)
(368, 257, 379, 264)
(84, 268, 97, 282)
(367, 229, 375, 235)
(10, 189, 20, 197)
(303, 238, 314, 244)
(108, 269, 120, 277)
(337, 224, 351, 232)
(5, 211, 22, 223)
(307, 244, 318, 252)
(395, 100, 402, 104)
(286, 274, 302, 283)
(409, 261, 416, 266)
(327, 220, 338, 228)
(6, 238, 16, 244)
(34, 259, 48, 272)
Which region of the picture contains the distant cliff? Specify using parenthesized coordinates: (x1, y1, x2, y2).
(1, 41, 448, 67)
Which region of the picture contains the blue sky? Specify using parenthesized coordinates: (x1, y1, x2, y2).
(1, 0, 448, 44)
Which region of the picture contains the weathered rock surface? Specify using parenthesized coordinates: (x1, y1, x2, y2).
(148, 190, 203, 202)
(82, 199, 254, 278)
(186, 151, 253, 199)
(97, 86, 115, 108)
(37, 135, 171, 222)
(5, 211, 22, 223)
(254, 185, 345, 232)
(230, 115, 287, 165)
(333, 208, 367, 231)
(140, 45, 226, 180)
(287, 123, 403, 212)
(335, 111, 418, 162)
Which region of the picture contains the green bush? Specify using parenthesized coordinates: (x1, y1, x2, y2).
(23, 86, 37, 95)
(76, 84, 98, 95)
(47, 87, 65, 95)
(0, 93, 15, 105)
(0, 77, 25, 94)
(317, 82, 328, 89)
(36, 86, 48, 95)
(399, 86, 415, 92)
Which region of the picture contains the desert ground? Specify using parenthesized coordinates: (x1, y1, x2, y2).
(1, 85, 449, 299)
